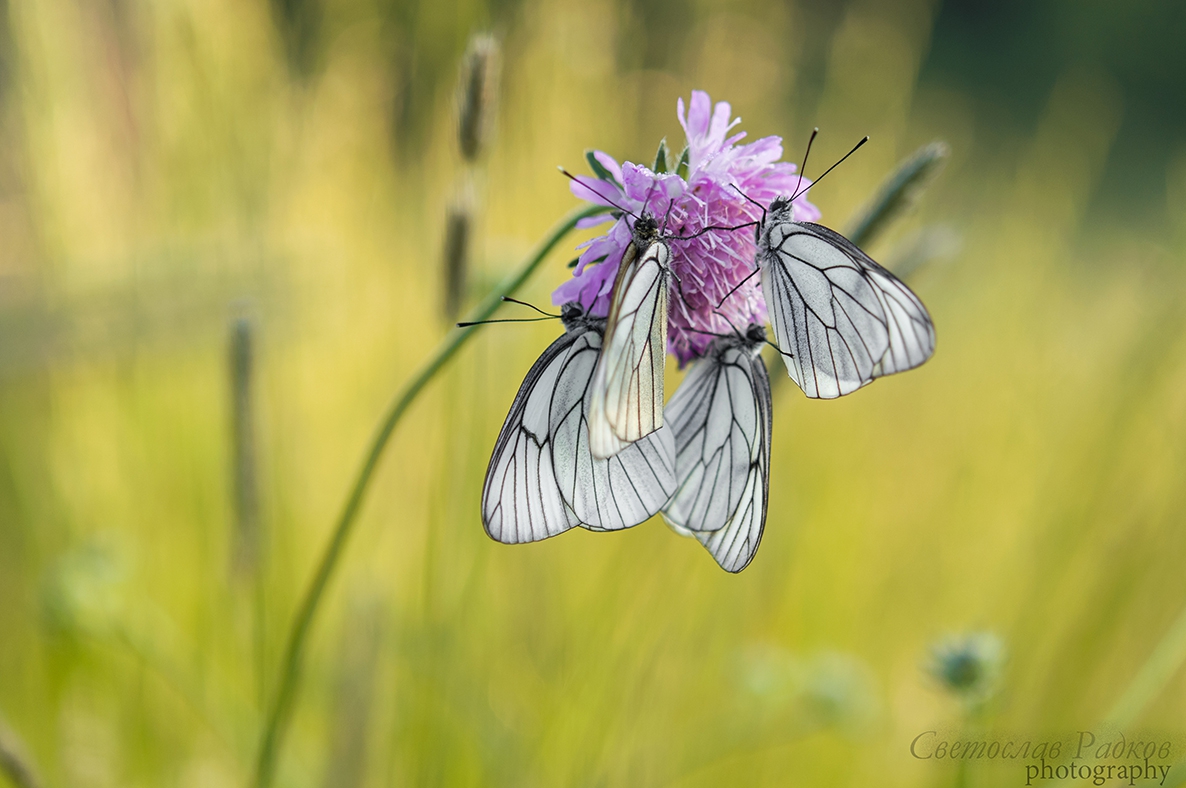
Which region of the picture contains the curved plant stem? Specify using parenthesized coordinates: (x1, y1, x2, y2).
(253, 203, 608, 788)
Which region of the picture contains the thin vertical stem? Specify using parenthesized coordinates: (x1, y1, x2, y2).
(231, 317, 261, 575)
(230, 316, 267, 710)
(253, 203, 607, 788)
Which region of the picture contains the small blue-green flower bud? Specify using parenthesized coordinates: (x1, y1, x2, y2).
(927, 631, 1005, 701)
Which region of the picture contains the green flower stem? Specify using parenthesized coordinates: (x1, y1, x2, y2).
(252, 203, 607, 788)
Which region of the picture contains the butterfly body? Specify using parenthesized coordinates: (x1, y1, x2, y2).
(756, 197, 936, 399)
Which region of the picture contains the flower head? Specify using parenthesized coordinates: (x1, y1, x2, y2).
(553, 91, 819, 364)
(927, 632, 1006, 703)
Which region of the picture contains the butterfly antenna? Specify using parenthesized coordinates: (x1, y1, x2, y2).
(790, 136, 869, 202)
(501, 296, 560, 318)
(457, 296, 562, 327)
(676, 220, 759, 242)
(794, 127, 819, 198)
(558, 167, 639, 221)
(671, 268, 690, 306)
(731, 183, 769, 232)
(764, 338, 792, 357)
(683, 326, 731, 340)
(711, 308, 745, 340)
(456, 316, 556, 327)
(731, 184, 766, 213)
(715, 268, 760, 309)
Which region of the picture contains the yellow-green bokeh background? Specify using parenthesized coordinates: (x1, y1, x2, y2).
(2, 0, 1186, 785)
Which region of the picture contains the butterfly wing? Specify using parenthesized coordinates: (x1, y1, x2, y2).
(587, 240, 670, 459)
(665, 341, 772, 572)
(759, 221, 934, 399)
(807, 223, 936, 378)
(482, 331, 583, 544)
(551, 328, 677, 531)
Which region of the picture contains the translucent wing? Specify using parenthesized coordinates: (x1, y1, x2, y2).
(758, 221, 935, 399)
(482, 332, 583, 544)
(483, 317, 678, 542)
(587, 240, 670, 459)
(664, 337, 772, 572)
(695, 465, 767, 571)
(551, 329, 677, 530)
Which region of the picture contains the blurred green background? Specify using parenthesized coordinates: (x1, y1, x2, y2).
(2, 0, 1186, 786)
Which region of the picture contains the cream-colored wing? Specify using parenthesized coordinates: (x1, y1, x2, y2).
(587, 241, 670, 459)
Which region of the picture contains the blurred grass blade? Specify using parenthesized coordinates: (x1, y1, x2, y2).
(253, 202, 609, 788)
(269, 0, 321, 80)
(0, 713, 42, 788)
(230, 313, 269, 713)
(1051, 601, 1186, 787)
(320, 599, 383, 788)
(1105, 602, 1186, 730)
(441, 193, 472, 323)
(456, 34, 499, 163)
(884, 225, 961, 280)
(230, 316, 261, 577)
(846, 141, 950, 248)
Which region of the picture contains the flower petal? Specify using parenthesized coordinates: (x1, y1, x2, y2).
(686, 91, 711, 138)
(708, 100, 735, 146)
(575, 213, 615, 229)
(591, 150, 624, 186)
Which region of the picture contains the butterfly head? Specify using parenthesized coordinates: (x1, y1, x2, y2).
(744, 323, 767, 349)
(705, 323, 766, 360)
(757, 197, 796, 249)
(767, 196, 793, 222)
(559, 300, 585, 327)
(726, 323, 767, 358)
(631, 213, 661, 246)
(560, 300, 607, 333)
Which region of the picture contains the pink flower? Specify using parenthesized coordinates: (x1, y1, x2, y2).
(553, 91, 820, 364)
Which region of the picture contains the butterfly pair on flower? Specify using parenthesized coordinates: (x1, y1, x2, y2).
(479, 92, 936, 572)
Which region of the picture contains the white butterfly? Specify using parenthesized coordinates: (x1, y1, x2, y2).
(482, 302, 677, 544)
(756, 197, 936, 399)
(663, 325, 772, 572)
(587, 214, 672, 459)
